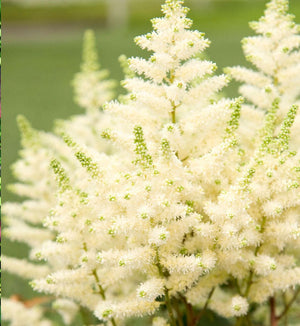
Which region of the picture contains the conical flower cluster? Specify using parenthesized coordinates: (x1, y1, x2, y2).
(2, 1, 300, 326)
(2, 31, 117, 326)
(28, 1, 241, 323)
(226, 0, 300, 149)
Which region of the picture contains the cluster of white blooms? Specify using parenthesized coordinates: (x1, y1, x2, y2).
(2, 298, 53, 326)
(220, 0, 300, 321)
(2, 30, 116, 326)
(27, 1, 242, 324)
(225, 0, 300, 150)
(3, 1, 300, 326)
(59, 30, 116, 152)
(73, 30, 116, 113)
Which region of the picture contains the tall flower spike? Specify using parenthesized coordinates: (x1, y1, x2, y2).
(4, 1, 300, 325)
(2, 120, 59, 321)
(17, 115, 40, 148)
(226, 0, 300, 115)
(73, 29, 116, 112)
(81, 29, 100, 73)
(27, 2, 240, 324)
(116, 0, 229, 125)
(105, 0, 234, 164)
(59, 30, 117, 150)
(225, 0, 300, 152)
(3, 36, 118, 326)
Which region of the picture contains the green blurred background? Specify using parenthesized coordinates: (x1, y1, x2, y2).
(2, 0, 300, 325)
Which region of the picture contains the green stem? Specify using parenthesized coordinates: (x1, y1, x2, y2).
(173, 299, 184, 326)
(244, 271, 254, 297)
(203, 287, 215, 311)
(194, 287, 215, 324)
(235, 278, 242, 295)
(171, 108, 176, 124)
(154, 246, 169, 277)
(92, 269, 106, 300)
(245, 314, 253, 326)
(179, 294, 195, 326)
(92, 269, 117, 326)
(82, 244, 117, 326)
(154, 247, 175, 325)
(244, 217, 266, 297)
(155, 247, 164, 276)
(165, 288, 177, 326)
(235, 317, 244, 326)
(277, 287, 300, 321)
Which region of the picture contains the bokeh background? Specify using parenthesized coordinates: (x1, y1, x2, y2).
(2, 0, 300, 325)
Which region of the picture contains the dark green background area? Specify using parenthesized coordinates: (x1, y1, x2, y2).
(2, 1, 300, 325)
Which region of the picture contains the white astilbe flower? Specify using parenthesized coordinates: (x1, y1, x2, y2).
(226, 0, 300, 150)
(210, 0, 300, 315)
(148, 226, 170, 246)
(95, 300, 160, 320)
(27, 0, 241, 323)
(2, 117, 59, 272)
(249, 267, 300, 303)
(73, 29, 116, 112)
(152, 316, 170, 326)
(2, 298, 53, 326)
(60, 29, 117, 152)
(2, 31, 117, 324)
(205, 100, 300, 305)
(251, 254, 277, 276)
(3, 1, 300, 325)
(137, 278, 165, 301)
(1, 256, 50, 279)
(227, 0, 300, 110)
(230, 296, 249, 317)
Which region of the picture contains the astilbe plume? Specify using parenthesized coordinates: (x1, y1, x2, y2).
(16, 0, 240, 324)
(2, 1, 300, 326)
(2, 31, 116, 326)
(215, 0, 300, 323)
(225, 0, 300, 150)
(73, 29, 116, 113)
(59, 29, 116, 151)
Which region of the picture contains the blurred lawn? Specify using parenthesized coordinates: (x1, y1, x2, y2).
(2, 0, 300, 325)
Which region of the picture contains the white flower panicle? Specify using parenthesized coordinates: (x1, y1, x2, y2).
(2, 256, 50, 280)
(24, 1, 241, 323)
(73, 29, 116, 112)
(2, 298, 53, 326)
(2, 116, 58, 273)
(60, 29, 117, 151)
(226, 0, 300, 149)
(2, 0, 300, 325)
(2, 33, 117, 324)
(226, 0, 300, 108)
